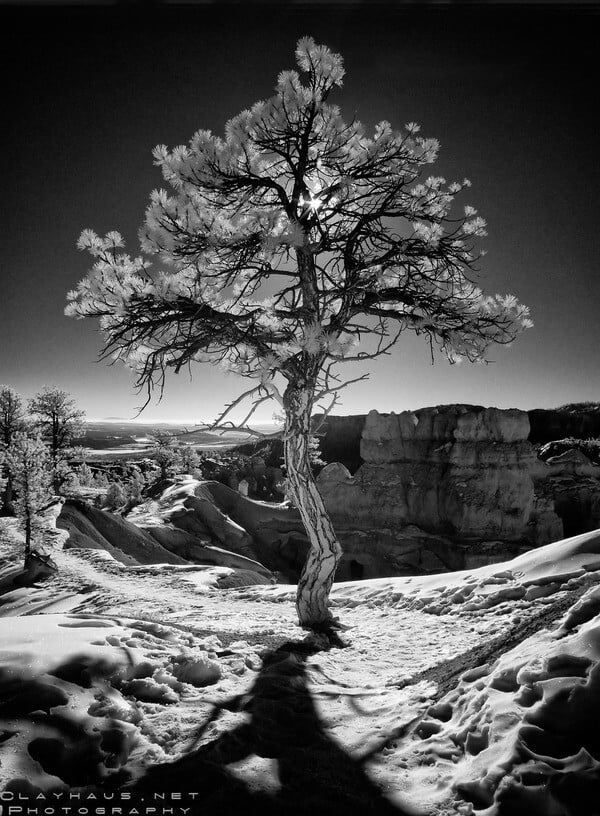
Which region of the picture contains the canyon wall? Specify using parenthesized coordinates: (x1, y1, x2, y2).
(317, 406, 600, 575)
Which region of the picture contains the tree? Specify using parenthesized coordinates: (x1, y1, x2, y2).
(77, 462, 94, 487)
(0, 385, 26, 447)
(3, 432, 52, 556)
(126, 468, 146, 505)
(150, 432, 182, 480)
(66, 38, 532, 629)
(178, 445, 201, 474)
(307, 435, 325, 471)
(28, 387, 85, 491)
(94, 470, 110, 489)
(104, 480, 126, 510)
(0, 385, 27, 511)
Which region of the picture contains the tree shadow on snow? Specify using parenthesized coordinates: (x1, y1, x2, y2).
(132, 635, 417, 816)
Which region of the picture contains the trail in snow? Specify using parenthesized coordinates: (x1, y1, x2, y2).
(45, 546, 502, 686)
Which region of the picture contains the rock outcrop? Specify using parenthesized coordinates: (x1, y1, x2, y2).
(126, 477, 309, 581)
(58, 495, 278, 584)
(317, 406, 600, 574)
(316, 405, 600, 471)
(319, 406, 556, 543)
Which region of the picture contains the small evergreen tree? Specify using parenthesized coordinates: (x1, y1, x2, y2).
(64, 471, 80, 490)
(0, 385, 27, 511)
(0, 385, 27, 447)
(178, 445, 200, 474)
(93, 471, 110, 489)
(77, 462, 94, 486)
(308, 435, 325, 470)
(28, 387, 85, 492)
(104, 481, 126, 510)
(127, 471, 145, 505)
(150, 433, 181, 480)
(4, 432, 52, 557)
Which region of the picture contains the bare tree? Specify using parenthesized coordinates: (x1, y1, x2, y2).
(66, 38, 532, 629)
(28, 386, 85, 491)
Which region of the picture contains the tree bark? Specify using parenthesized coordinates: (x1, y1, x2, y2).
(24, 513, 31, 558)
(2, 474, 14, 515)
(283, 384, 342, 628)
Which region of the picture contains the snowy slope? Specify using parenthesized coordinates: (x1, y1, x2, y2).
(1, 520, 599, 814)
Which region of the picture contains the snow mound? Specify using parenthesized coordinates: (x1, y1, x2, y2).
(0, 612, 234, 792)
(333, 528, 600, 615)
(233, 528, 600, 618)
(172, 652, 222, 687)
(379, 583, 600, 814)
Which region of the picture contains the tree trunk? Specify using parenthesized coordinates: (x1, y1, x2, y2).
(283, 384, 342, 628)
(24, 513, 31, 558)
(2, 473, 14, 515)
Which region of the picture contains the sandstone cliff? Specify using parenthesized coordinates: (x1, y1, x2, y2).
(317, 406, 600, 574)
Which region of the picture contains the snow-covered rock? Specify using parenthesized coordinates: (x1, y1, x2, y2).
(58, 500, 186, 566)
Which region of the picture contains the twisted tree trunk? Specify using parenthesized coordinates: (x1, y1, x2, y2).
(283, 384, 342, 628)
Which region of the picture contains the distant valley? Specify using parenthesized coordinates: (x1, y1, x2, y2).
(75, 420, 281, 457)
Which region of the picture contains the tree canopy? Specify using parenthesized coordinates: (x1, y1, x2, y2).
(0, 385, 27, 448)
(3, 432, 52, 554)
(67, 37, 531, 421)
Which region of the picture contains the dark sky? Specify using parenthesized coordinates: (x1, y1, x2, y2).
(2, 1, 599, 422)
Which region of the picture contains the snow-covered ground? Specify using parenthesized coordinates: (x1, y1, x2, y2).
(1, 516, 599, 814)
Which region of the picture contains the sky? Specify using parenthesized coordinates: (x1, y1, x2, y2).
(1, 1, 599, 424)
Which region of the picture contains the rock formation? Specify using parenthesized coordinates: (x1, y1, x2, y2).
(58, 500, 188, 566)
(127, 477, 309, 581)
(317, 406, 600, 575)
(55, 405, 600, 584)
(58, 495, 276, 583)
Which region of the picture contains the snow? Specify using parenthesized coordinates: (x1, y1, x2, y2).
(1, 519, 600, 813)
(372, 583, 600, 814)
(231, 528, 600, 617)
